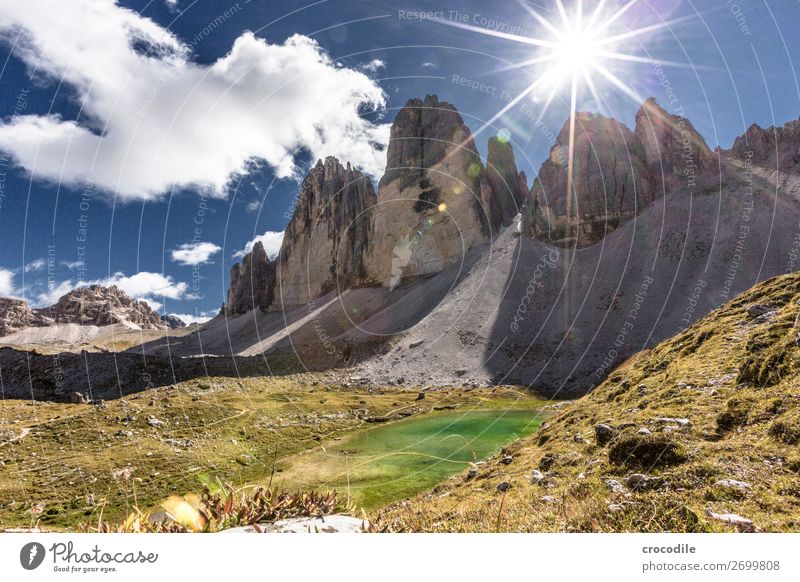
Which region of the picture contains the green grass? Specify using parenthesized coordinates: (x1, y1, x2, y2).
(379, 274, 800, 532)
(0, 377, 543, 531)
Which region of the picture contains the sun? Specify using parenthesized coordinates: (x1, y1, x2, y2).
(553, 27, 601, 73)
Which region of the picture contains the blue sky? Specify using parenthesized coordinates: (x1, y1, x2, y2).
(0, 0, 798, 322)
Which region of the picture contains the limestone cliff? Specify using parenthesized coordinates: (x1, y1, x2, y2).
(730, 119, 800, 172)
(225, 242, 276, 315)
(367, 95, 491, 287)
(480, 136, 528, 231)
(634, 98, 716, 196)
(274, 157, 376, 308)
(525, 111, 652, 246)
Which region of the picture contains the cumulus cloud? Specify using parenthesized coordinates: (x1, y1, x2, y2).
(170, 241, 221, 266)
(35, 271, 188, 309)
(360, 59, 386, 72)
(0, 268, 16, 296)
(0, 0, 389, 201)
(235, 231, 284, 260)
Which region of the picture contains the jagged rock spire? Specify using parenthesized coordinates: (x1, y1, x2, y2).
(275, 156, 376, 307)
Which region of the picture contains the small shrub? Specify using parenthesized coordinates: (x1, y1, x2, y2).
(716, 396, 754, 432)
(608, 435, 687, 469)
(769, 412, 800, 445)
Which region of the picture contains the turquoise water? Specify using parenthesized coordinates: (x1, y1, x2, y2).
(277, 409, 544, 509)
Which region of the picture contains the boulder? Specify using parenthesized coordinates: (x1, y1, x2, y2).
(595, 423, 617, 446)
(705, 509, 756, 533)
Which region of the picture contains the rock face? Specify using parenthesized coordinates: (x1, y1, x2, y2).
(480, 136, 528, 231)
(161, 314, 187, 329)
(634, 98, 716, 196)
(225, 241, 276, 315)
(526, 111, 652, 246)
(367, 95, 493, 287)
(274, 157, 376, 308)
(730, 120, 800, 172)
(42, 285, 166, 329)
(0, 285, 168, 337)
(525, 99, 717, 247)
(0, 298, 49, 336)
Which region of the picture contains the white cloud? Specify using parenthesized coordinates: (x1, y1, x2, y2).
(35, 271, 188, 309)
(170, 241, 221, 266)
(246, 200, 262, 213)
(0, 0, 389, 201)
(35, 280, 75, 306)
(0, 269, 16, 296)
(168, 312, 214, 325)
(60, 260, 84, 271)
(23, 258, 45, 273)
(360, 59, 386, 72)
(235, 231, 284, 260)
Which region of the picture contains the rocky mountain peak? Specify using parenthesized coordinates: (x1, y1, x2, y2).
(367, 95, 493, 286)
(730, 119, 800, 172)
(0, 297, 49, 337)
(480, 136, 528, 230)
(226, 241, 276, 315)
(161, 314, 187, 329)
(274, 156, 376, 307)
(634, 97, 716, 194)
(380, 95, 481, 188)
(525, 110, 652, 246)
(525, 100, 721, 247)
(41, 285, 167, 329)
(0, 285, 169, 337)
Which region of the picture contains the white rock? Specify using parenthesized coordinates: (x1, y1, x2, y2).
(605, 479, 627, 494)
(705, 509, 755, 532)
(221, 515, 368, 534)
(656, 417, 691, 427)
(714, 479, 751, 493)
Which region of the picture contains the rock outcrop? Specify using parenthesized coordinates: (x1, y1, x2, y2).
(525, 99, 718, 247)
(41, 285, 167, 329)
(730, 119, 800, 172)
(525, 111, 652, 246)
(0, 298, 49, 337)
(225, 241, 276, 315)
(480, 136, 528, 231)
(0, 285, 168, 337)
(275, 157, 376, 308)
(367, 95, 492, 287)
(634, 98, 716, 196)
(161, 314, 187, 329)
